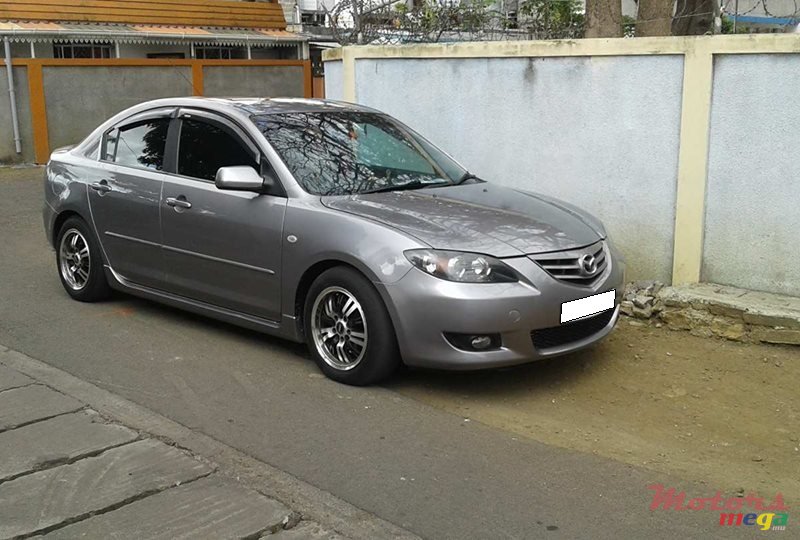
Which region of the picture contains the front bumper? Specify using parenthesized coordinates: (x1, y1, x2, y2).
(381, 247, 625, 370)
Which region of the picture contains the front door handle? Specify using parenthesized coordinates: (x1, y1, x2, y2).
(90, 180, 112, 194)
(166, 196, 192, 210)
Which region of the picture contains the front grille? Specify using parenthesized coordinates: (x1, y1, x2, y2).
(531, 241, 607, 287)
(531, 308, 615, 350)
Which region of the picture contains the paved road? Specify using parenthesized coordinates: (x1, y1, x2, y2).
(1, 169, 750, 539)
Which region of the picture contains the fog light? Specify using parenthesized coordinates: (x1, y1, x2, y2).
(470, 336, 493, 350)
(444, 332, 501, 352)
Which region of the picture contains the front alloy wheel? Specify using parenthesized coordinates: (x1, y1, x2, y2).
(311, 287, 368, 371)
(304, 267, 400, 385)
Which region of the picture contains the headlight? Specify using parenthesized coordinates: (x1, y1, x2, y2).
(404, 249, 518, 283)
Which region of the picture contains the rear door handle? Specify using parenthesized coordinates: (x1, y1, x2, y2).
(166, 196, 192, 209)
(90, 180, 112, 194)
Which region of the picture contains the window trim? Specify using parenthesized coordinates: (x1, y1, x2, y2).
(155, 106, 287, 198)
(100, 108, 175, 173)
(169, 109, 262, 184)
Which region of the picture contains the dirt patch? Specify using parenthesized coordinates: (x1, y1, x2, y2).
(391, 319, 799, 501)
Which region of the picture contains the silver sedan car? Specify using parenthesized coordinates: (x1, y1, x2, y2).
(44, 97, 624, 385)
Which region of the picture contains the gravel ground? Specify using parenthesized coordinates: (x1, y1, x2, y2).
(391, 319, 799, 502)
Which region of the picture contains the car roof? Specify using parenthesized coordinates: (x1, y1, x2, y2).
(172, 97, 381, 116)
(71, 97, 383, 164)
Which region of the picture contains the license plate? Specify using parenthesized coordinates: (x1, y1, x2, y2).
(561, 290, 616, 323)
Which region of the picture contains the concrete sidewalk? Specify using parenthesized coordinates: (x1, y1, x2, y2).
(0, 346, 411, 540)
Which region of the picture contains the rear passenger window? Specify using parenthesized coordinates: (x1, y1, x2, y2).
(177, 118, 258, 182)
(105, 119, 169, 171)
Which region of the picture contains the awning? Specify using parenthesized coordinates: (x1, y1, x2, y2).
(308, 41, 340, 49)
(0, 21, 305, 46)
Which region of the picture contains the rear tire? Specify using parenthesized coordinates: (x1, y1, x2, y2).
(304, 267, 401, 385)
(56, 216, 112, 302)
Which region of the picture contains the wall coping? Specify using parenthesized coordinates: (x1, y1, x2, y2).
(323, 34, 800, 62)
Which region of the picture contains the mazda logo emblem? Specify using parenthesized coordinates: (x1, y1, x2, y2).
(578, 254, 598, 276)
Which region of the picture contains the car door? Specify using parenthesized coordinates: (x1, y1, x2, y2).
(160, 109, 286, 322)
(88, 109, 171, 289)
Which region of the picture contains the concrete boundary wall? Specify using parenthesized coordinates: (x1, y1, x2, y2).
(323, 36, 800, 295)
(3, 58, 313, 165)
(0, 66, 34, 162)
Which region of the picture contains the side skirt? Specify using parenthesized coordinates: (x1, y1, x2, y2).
(103, 266, 304, 343)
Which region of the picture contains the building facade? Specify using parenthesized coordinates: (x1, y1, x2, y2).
(0, 0, 306, 60)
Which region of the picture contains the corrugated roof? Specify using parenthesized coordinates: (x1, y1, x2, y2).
(0, 0, 286, 30)
(0, 21, 303, 45)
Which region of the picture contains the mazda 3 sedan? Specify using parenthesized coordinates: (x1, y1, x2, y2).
(44, 97, 624, 385)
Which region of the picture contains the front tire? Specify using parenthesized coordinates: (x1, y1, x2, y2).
(304, 267, 400, 385)
(56, 217, 111, 302)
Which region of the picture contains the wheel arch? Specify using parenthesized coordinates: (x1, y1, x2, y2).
(292, 258, 397, 342)
(52, 210, 87, 246)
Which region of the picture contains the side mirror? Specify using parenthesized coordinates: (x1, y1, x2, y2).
(215, 166, 267, 192)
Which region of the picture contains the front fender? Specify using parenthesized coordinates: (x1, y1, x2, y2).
(280, 199, 424, 319)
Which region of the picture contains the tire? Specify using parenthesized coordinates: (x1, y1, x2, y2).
(304, 266, 401, 385)
(55, 216, 112, 302)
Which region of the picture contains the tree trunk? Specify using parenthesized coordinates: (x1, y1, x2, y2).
(585, 0, 623, 38)
(672, 0, 715, 35)
(636, 0, 673, 36)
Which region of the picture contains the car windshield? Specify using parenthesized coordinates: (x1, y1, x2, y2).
(252, 111, 467, 196)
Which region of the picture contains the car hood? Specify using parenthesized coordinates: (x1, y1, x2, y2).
(321, 183, 602, 257)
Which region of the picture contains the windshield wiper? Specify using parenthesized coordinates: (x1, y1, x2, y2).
(455, 172, 483, 185)
(362, 180, 449, 195)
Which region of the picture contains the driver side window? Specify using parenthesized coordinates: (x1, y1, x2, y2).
(177, 118, 258, 182)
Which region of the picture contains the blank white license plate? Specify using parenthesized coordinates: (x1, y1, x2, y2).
(561, 290, 615, 323)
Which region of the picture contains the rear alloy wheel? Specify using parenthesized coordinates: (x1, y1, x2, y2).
(56, 217, 111, 302)
(59, 228, 91, 291)
(305, 267, 400, 385)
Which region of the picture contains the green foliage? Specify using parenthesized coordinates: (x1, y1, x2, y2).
(517, 0, 584, 38)
(720, 15, 750, 34)
(391, 0, 497, 42)
(622, 15, 637, 37)
(330, 0, 588, 43)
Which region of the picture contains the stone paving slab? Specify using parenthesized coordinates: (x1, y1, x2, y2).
(0, 410, 137, 482)
(43, 476, 291, 540)
(0, 384, 83, 432)
(0, 439, 212, 539)
(0, 363, 33, 391)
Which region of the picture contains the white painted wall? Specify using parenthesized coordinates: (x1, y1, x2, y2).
(704, 54, 800, 297)
(324, 59, 343, 100)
